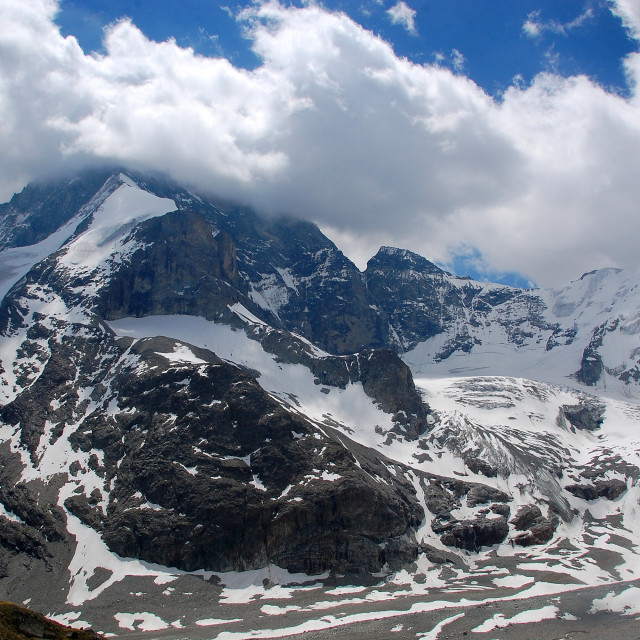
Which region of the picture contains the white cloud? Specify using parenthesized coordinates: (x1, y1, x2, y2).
(0, 0, 639, 287)
(522, 8, 594, 39)
(386, 2, 417, 34)
(609, 0, 640, 101)
(609, 0, 640, 38)
(450, 49, 465, 73)
(522, 11, 543, 38)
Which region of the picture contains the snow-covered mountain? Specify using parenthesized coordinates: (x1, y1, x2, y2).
(0, 169, 639, 637)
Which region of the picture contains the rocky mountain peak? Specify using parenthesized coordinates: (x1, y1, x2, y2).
(0, 167, 117, 252)
(366, 246, 446, 276)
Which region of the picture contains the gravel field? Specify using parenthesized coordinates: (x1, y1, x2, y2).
(36, 571, 639, 640)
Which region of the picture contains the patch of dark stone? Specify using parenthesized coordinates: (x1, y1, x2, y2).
(565, 479, 627, 501)
(510, 504, 559, 546)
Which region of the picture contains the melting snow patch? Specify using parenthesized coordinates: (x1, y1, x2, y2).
(153, 574, 179, 585)
(492, 575, 535, 588)
(251, 475, 267, 491)
(0, 502, 24, 523)
(47, 612, 90, 629)
(195, 618, 243, 627)
(214, 566, 327, 604)
(261, 605, 302, 616)
(177, 462, 198, 475)
(276, 484, 293, 499)
(114, 612, 169, 632)
(417, 613, 465, 639)
(471, 605, 558, 632)
(139, 501, 163, 511)
(560, 612, 578, 620)
(319, 471, 341, 481)
(160, 345, 207, 365)
(229, 302, 268, 326)
(591, 587, 640, 617)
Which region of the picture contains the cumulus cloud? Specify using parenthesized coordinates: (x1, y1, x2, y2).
(386, 2, 417, 34)
(609, 0, 640, 38)
(1, 0, 640, 287)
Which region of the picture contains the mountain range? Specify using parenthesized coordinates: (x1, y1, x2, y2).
(0, 168, 638, 637)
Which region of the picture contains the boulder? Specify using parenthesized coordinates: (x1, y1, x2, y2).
(433, 516, 509, 551)
(510, 505, 558, 547)
(565, 479, 627, 501)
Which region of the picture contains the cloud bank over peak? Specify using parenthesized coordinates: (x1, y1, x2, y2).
(1, 0, 639, 287)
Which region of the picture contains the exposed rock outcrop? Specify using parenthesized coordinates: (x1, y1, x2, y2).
(97, 211, 243, 322)
(432, 516, 509, 551)
(565, 479, 627, 501)
(561, 401, 605, 432)
(510, 505, 559, 546)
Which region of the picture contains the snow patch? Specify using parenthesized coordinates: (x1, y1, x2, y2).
(114, 612, 169, 632)
(591, 587, 640, 617)
(61, 180, 175, 272)
(195, 618, 243, 627)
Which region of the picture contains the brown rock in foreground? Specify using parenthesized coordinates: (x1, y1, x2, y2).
(0, 601, 101, 640)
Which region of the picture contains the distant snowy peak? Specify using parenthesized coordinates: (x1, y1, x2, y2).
(0, 168, 116, 252)
(549, 265, 640, 324)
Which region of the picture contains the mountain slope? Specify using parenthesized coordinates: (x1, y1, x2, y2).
(0, 168, 638, 636)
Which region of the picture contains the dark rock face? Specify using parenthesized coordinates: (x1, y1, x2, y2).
(465, 456, 498, 478)
(201, 204, 386, 355)
(561, 402, 605, 431)
(595, 479, 629, 500)
(465, 485, 509, 507)
(433, 516, 509, 551)
(418, 474, 511, 552)
(510, 505, 558, 546)
(97, 211, 244, 322)
(1, 314, 424, 574)
(363, 246, 556, 357)
(565, 479, 627, 501)
(514, 520, 557, 546)
(575, 320, 620, 387)
(511, 505, 542, 531)
(309, 349, 430, 438)
(99, 339, 426, 573)
(0, 339, 77, 461)
(364, 247, 454, 351)
(418, 543, 466, 566)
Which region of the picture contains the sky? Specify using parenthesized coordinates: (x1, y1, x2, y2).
(1, 0, 639, 287)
